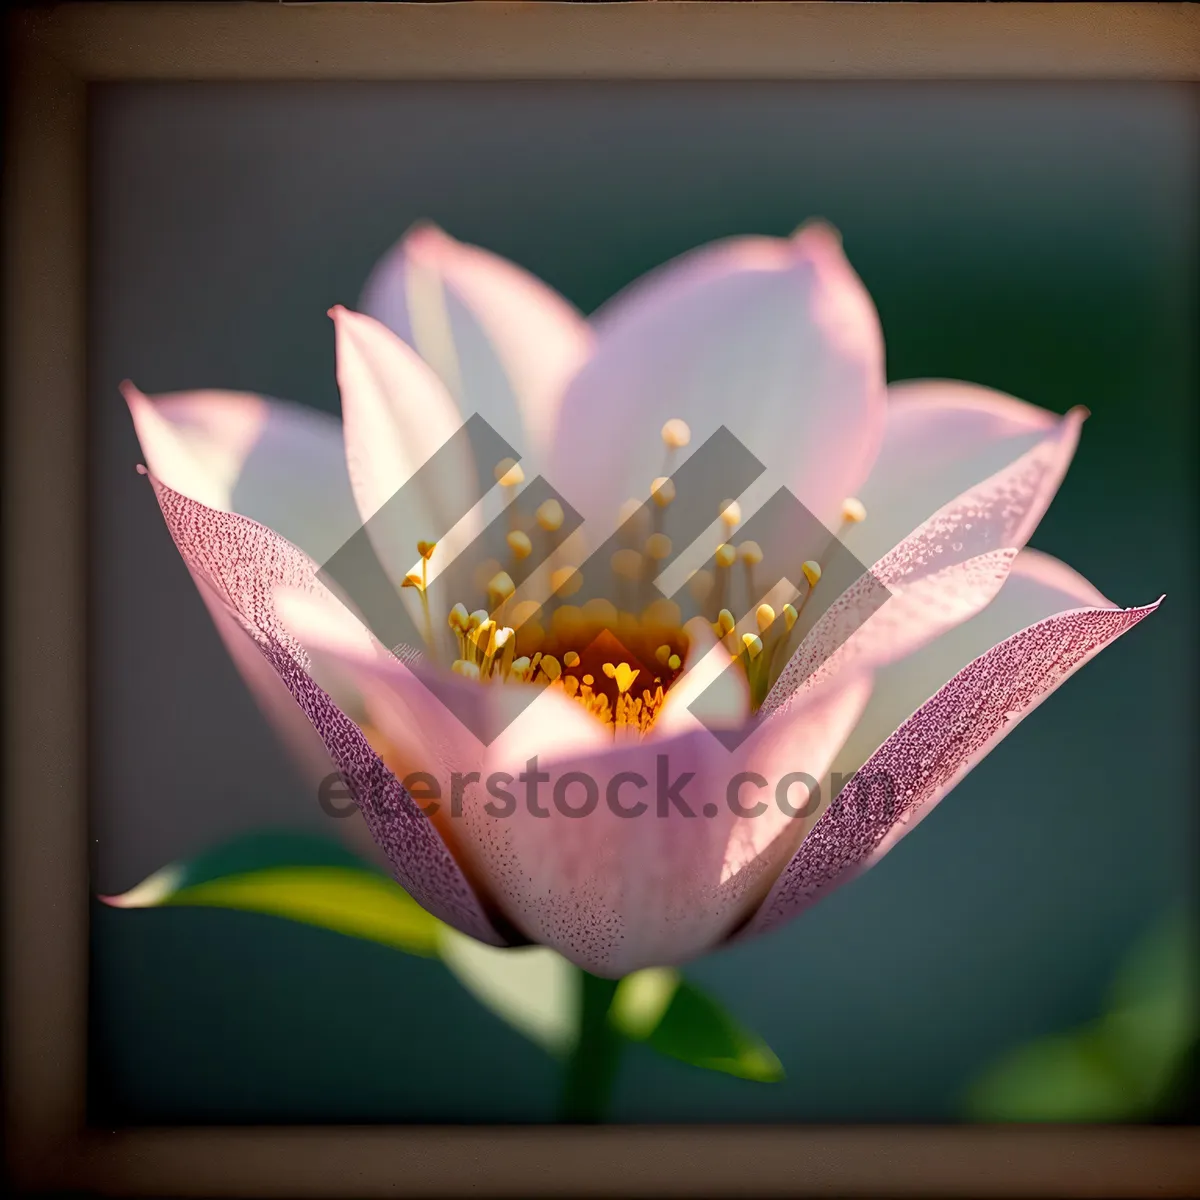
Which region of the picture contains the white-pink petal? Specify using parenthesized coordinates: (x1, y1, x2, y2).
(744, 550, 1161, 937)
(124, 383, 359, 563)
(844, 380, 1079, 568)
(361, 224, 593, 471)
(550, 225, 887, 547)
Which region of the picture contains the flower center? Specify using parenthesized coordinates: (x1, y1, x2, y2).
(403, 417, 866, 734)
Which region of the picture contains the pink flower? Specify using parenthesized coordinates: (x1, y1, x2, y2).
(126, 224, 1159, 978)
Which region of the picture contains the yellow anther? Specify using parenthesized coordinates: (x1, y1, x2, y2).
(802, 560, 822, 587)
(782, 602, 799, 632)
(719, 498, 742, 527)
(661, 418, 692, 449)
(644, 533, 672, 561)
(551, 566, 582, 597)
(536, 499, 565, 532)
(487, 570, 516, 604)
(448, 602, 470, 632)
(493, 626, 514, 650)
(540, 654, 562, 682)
(611, 548, 643, 581)
(650, 476, 676, 507)
(655, 644, 671, 666)
(756, 603, 776, 634)
(564, 651, 581, 669)
(582, 673, 595, 686)
(451, 659, 481, 680)
(416, 539, 437, 560)
(714, 543, 737, 569)
(510, 656, 532, 680)
(468, 608, 488, 632)
(604, 662, 640, 694)
(717, 608, 736, 636)
(506, 530, 533, 560)
(617, 498, 647, 529)
(511, 599, 542, 629)
(401, 572, 424, 590)
(738, 541, 764, 567)
(742, 633, 764, 660)
(687, 568, 714, 602)
(471, 617, 496, 646)
(494, 458, 525, 487)
(667, 653, 682, 671)
(841, 496, 867, 524)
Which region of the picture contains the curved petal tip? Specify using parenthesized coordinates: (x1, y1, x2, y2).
(99, 865, 185, 909)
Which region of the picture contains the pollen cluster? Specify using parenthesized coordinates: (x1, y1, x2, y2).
(399, 416, 866, 734)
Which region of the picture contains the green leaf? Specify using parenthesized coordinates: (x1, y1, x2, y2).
(964, 911, 1200, 1122)
(100, 833, 442, 958)
(611, 968, 784, 1082)
(101, 833, 784, 1082)
(964, 1028, 1138, 1122)
(1101, 910, 1198, 1106)
(437, 927, 580, 1058)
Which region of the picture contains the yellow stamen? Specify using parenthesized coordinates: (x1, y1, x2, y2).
(782, 602, 799, 632)
(687, 568, 714, 603)
(551, 566, 582, 597)
(719, 499, 741, 528)
(416, 539, 437, 560)
(841, 497, 867, 524)
(451, 659, 481, 680)
(756, 603, 776, 634)
(540, 654, 562, 682)
(610, 548, 643, 581)
(563, 651, 581, 669)
(536, 499, 565, 532)
(714, 543, 737, 569)
(717, 609, 736, 636)
(741, 633, 764, 661)
(655, 644, 671, 666)
(602, 662, 640, 694)
(644, 533, 672, 561)
(650, 476, 676, 507)
(487, 571, 516, 606)
(661, 418, 691, 449)
(667, 653, 681, 671)
(511, 599, 542, 630)
(494, 458, 525, 487)
(739, 541, 764, 567)
(802, 560, 822, 588)
(401, 572, 424, 590)
(506, 530, 533, 560)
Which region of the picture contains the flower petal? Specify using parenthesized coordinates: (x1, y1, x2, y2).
(743, 550, 1161, 938)
(331, 304, 490, 598)
(550, 224, 886, 543)
(476, 672, 872, 977)
(123, 383, 359, 563)
(843, 381, 1080, 568)
(761, 404, 1084, 717)
(143, 474, 507, 945)
(279, 578, 871, 975)
(360, 223, 593, 470)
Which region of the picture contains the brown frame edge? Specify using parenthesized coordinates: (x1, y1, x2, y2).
(4, 3, 1200, 1196)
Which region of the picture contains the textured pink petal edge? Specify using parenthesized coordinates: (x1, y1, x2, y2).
(144, 471, 508, 945)
(741, 596, 1161, 939)
(760, 407, 1084, 720)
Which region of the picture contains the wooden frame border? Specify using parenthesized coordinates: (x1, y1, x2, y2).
(4, 3, 1199, 1195)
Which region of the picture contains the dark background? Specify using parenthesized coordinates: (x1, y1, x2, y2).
(89, 81, 1196, 1122)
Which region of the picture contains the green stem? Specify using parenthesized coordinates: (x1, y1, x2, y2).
(559, 971, 624, 1123)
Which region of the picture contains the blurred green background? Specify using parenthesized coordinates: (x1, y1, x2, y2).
(89, 81, 1197, 1122)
